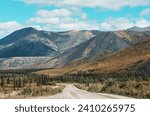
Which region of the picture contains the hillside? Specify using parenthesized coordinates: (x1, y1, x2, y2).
(37, 38, 150, 76)
(0, 27, 98, 58)
(128, 26, 150, 32)
(39, 30, 150, 68)
(0, 27, 150, 69)
(0, 57, 52, 69)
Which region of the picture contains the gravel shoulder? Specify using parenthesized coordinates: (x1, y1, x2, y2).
(38, 84, 133, 99)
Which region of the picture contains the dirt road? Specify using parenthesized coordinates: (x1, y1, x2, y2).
(38, 84, 132, 99)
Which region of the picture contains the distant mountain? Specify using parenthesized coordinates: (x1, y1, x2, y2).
(0, 27, 98, 58)
(0, 57, 52, 69)
(71, 37, 150, 76)
(1, 27, 150, 70)
(128, 26, 150, 32)
(37, 37, 150, 76)
(40, 30, 150, 68)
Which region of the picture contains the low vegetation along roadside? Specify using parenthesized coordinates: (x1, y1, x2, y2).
(47, 70, 150, 99)
(75, 79, 150, 99)
(36, 71, 150, 99)
(1, 69, 150, 99)
(0, 72, 64, 99)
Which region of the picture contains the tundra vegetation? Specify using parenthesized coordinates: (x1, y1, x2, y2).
(50, 71, 150, 99)
(0, 69, 64, 99)
(0, 68, 150, 99)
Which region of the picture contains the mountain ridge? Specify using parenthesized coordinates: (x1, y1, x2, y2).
(128, 26, 150, 32)
(0, 26, 150, 69)
(0, 27, 98, 58)
(39, 30, 150, 68)
(36, 37, 150, 76)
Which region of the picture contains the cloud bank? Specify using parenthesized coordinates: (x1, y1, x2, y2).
(23, 0, 150, 10)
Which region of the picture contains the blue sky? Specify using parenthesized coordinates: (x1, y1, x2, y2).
(0, 0, 150, 38)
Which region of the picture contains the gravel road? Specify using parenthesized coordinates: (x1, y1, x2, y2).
(38, 84, 132, 99)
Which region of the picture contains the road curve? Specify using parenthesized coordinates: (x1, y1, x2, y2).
(38, 84, 132, 99)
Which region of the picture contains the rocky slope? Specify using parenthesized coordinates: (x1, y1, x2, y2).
(40, 30, 150, 68)
(0, 27, 98, 58)
(0, 27, 150, 69)
(0, 57, 52, 69)
(128, 26, 150, 32)
(37, 38, 150, 76)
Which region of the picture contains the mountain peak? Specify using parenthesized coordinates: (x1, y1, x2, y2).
(128, 26, 150, 32)
(17, 27, 37, 32)
(0, 27, 38, 45)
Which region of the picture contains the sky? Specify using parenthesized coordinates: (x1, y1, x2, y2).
(0, 0, 150, 38)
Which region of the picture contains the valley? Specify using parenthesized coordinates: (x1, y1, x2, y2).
(38, 84, 132, 99)
(0, 69, 65, 99)
(0, 26, 150, 99)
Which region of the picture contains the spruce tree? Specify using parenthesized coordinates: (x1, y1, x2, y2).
(13, 78, 16, 90)
(1, 77, 5, 87)
(18, 77, 22, 88)
(7, 77, 10, 84)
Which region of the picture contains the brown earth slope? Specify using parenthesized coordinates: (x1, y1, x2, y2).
(37, 38, 150, 77)
(38, 30, 150, 69)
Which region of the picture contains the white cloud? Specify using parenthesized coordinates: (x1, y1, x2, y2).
(81, 13, 88, 19)
(59, 21, 99, 30)
(140, 8, 150, 16)
(0, 21, 22, 38)
(26, 8, 99, 31)
(22, 0, 150, 32)
(100, 18, 134, 30)
(28, 17, 60, 25)
(36, 9, 71, 18)
(99, 17, 150, 31)
(27, 8, 74, 25)
(135, 19, 150, 27)
(23, 0, 150, 10)
(0, 21, 21, 30)
(29, 25, 43, 30)
(27, 8, 76, 25)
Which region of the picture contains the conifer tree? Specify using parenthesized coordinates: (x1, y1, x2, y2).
(1, 77, 5, 87)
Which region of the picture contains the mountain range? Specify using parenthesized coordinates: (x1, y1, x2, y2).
(0, 26, 150, 69)
(0, 27, 98, 58)
(37, 37, 150, 77)
(128, 26, 150, 32)
(40, 30, 150, 68)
